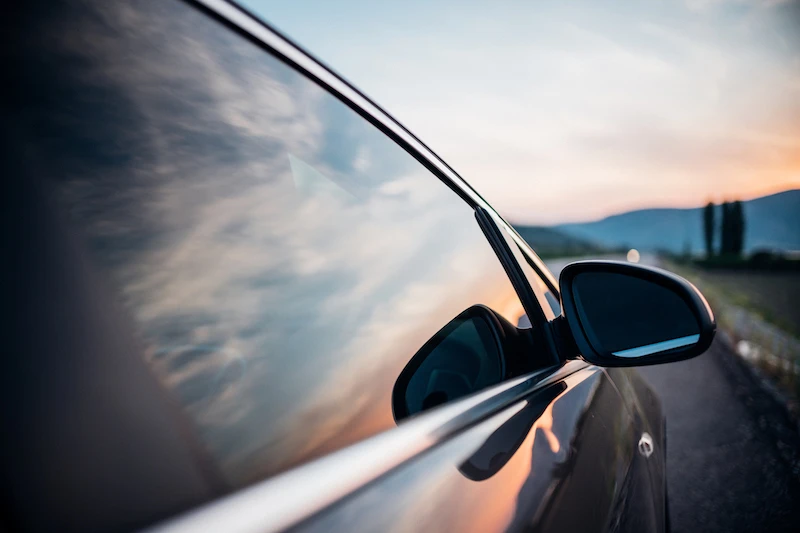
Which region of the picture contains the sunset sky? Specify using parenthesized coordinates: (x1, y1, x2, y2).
(242, 0, 800, 224)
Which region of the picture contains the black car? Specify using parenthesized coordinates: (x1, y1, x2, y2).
(2, 1, 715, 532)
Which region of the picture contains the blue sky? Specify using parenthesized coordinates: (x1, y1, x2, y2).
(240, 0, 800, 224)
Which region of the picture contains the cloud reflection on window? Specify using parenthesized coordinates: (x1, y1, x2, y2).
(36, 0, 528, 487)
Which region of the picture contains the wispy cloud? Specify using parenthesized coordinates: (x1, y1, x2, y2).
(245, 0, 800, 223)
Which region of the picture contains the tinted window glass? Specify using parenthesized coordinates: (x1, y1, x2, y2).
(10, 0, 535, 487)
(495, 217, 561, 321)
(512, 242, 561, 318)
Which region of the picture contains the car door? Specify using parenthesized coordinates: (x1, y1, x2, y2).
(4, 0, 660, 532)
(604, 366, 667, 531)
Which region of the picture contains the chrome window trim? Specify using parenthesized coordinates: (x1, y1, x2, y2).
(145, 360, 589, 533)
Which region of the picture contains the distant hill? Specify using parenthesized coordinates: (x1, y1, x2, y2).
(547, 189, 800, 254)
(513, 225, 610, 258)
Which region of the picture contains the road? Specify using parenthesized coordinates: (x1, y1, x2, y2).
(545, 256, 800, 531)
(639, 340, 800, 532)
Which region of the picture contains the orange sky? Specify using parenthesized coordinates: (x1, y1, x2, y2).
(248, 0, 800, 223)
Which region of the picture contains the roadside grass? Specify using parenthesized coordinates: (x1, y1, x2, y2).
(667, 261, 800, 408)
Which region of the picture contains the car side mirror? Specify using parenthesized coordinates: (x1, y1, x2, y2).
(392, 305, 537, 422)
(559, 261, 715, 367)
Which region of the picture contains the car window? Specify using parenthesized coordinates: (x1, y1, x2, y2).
(492, 215, 562, 320)
(13, 0, 553, 489)
(502, 224, 562, 317)
(512, 242, 562, 318)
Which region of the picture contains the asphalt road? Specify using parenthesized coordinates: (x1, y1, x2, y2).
(638, 339, 800, 532)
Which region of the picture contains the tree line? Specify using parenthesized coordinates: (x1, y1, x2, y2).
(703, 201, 745, 258)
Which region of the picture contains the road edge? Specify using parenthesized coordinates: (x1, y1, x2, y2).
(714, 332, 800, 481)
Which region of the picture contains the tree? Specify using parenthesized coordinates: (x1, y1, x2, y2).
(719, 200, 745, 257)
(703, 201, 715, 257)
(731, 200, 745, 256)
(720, 201, 731, 255)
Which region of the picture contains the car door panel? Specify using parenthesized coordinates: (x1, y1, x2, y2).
(605, 367, 667, 529)
(298, 363, 648, 533)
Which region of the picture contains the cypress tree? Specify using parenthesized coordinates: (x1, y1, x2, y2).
(703, 202, 715, 257)
(732, 200, 745, 256)
(720, 201, 731, 255)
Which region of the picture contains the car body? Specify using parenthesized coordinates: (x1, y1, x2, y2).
(2, 1, 714, 532)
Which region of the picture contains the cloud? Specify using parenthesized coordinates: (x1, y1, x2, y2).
(573, 121, 800, 175)
(244, 0, 800, 224)
(685, 0, 792, 12)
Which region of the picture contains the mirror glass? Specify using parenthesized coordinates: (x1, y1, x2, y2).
(572, 272, 700, 358)
(394, 310, 504, 421)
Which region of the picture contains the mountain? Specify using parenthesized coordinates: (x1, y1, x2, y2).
(547, 189, 800, 254)
(513, 225, 611, 258)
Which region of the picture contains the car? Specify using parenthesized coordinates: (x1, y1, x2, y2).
(2, 1, 715, 532)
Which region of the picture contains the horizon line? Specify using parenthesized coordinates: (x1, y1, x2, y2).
(509, 185, 799, 228)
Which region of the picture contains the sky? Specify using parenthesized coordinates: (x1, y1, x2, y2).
(240, 0, 800, 224)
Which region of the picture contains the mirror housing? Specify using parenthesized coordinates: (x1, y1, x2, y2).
(559, 261, 715, 367)
(392, 305, 538, 422)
